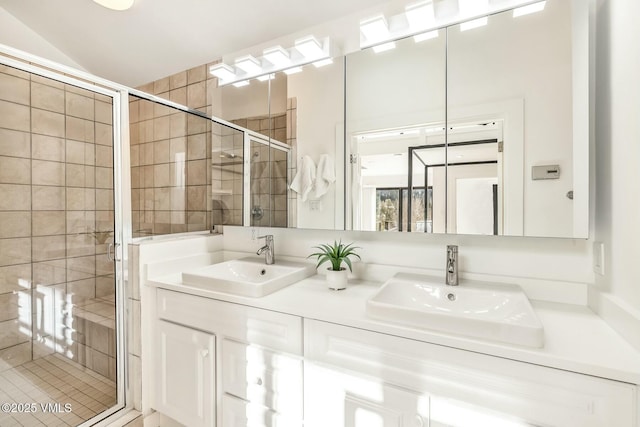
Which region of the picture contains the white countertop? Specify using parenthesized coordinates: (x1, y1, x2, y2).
(147, 272, 640, 385)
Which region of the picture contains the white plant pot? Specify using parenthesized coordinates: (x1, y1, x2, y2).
(326, 267, 348, 290)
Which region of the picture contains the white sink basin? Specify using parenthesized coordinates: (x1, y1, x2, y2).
(181, 257, 315, 297)
(367, 273, 544, 347)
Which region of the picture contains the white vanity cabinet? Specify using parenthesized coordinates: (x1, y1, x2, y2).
(153, 289, 304, 427)
(155, 320, 215, 427)
(150, 287, 637, 427)
(304, 320, 637, 427)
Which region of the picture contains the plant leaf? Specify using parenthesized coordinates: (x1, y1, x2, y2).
(316, 255, 331, 269)
(343, 256, 353, 272)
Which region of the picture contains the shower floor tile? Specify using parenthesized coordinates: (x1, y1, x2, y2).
(0, 354, 116, 426)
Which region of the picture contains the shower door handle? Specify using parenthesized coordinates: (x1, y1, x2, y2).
(107, 243, 121, 262)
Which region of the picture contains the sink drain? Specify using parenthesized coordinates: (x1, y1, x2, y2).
(447, 293, 456, 301)
(260, 269, 266, 276)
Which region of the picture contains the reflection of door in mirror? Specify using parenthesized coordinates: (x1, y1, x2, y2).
(212, 123, 245, 226)
(443, 121, 503, 235)
(247, 135, 289, 227)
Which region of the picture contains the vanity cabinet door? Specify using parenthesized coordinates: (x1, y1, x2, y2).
(305, 363, 429, 427)
(155, 320, 215, 427)
(222, 338, 303, 420)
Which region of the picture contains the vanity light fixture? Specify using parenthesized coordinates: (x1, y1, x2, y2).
(92, 0, 134, 11)
(294, 36, 325, 60)
(263, 46, 291, 67)
(210, 36, 334, 87)
(359, 0, 548, 50)
(360, 15, 391, 44)
(235, 55, 262, 75)
(513, 1, 546, 17)
(209, 63, 236, 82)
(405, 1, 436, 31)
(458, 0, 489, 18)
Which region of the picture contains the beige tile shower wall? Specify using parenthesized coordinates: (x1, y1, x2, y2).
(0, 67, 35, 370)
(0, 73, 31, 368)
(131, 65, 214, 237)
(0, 65, 115, 371)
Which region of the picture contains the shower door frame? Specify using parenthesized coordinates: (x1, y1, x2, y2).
(243, 132, 291, 226)
(0, 46, 131, 426)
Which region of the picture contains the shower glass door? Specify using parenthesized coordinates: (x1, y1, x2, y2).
(0, 60, 124, 426)
(246, 134, 289, 227)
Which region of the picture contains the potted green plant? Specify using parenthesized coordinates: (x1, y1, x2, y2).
(308, 240, 361, 290)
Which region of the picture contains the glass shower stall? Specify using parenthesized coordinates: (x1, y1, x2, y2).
(0, 57, 124, 426)
(0, 43, 291, 427)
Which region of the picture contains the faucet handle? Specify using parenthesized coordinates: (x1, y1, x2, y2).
(447, 244, 458, 253)
(257, 234, 273, 241)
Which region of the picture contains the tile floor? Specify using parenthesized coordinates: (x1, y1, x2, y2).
(0, 353, 116, 426)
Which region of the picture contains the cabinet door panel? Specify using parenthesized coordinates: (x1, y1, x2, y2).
(222, 338, 303, 418)
(155, 320, 215, 427)
(304, 363, 429, 427)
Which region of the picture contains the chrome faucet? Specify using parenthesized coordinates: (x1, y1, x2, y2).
(256, 235, 275, 265)
(446, 245, 458, 286)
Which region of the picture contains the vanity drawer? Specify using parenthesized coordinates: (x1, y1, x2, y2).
(222, 394, 301, 427)
(305, 320, 637, 427)
(222, 338, 303, 418)
(157, 288, 302, 354)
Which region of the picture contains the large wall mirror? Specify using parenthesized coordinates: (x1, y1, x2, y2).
(214, 0, 589, 238)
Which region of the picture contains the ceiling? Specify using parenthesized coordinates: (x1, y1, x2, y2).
(0, 0, 389, 87)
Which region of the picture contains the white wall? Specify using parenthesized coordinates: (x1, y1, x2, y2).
(0, 7, 84, 70)
(592, 0, 640, 350)
(224, 225, 593, 289)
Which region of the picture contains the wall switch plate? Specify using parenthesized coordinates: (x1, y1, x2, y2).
(593, 241, 605, 275)
(532, 165, 561, 180)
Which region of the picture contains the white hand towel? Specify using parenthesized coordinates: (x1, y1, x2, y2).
(315, 154, 335, 198)
(289, 155, 316, 202)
